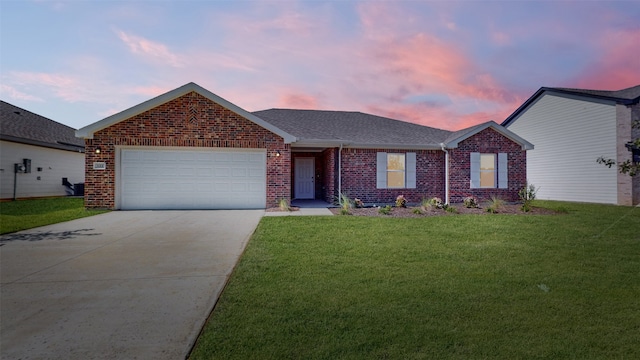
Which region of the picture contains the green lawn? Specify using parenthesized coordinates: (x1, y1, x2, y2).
(190, 201, 640, 359)
(0, 197, 108, 234)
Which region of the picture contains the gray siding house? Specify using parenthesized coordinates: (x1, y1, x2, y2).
(1, 101, 85, 199)
(502, 85, 640, 206)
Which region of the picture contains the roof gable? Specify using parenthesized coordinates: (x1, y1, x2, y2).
(0, 100, 84, 152)
(444, 121, 534, 150)
(502, 84, 640, 127)
(76, 83, 296, 143)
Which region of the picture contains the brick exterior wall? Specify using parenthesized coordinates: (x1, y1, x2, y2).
(322, 148, 337, 203)
(631, 103, 640, 205)
(339, 148, 445, 205)
(84, 91, 289, 209)
(448, 128, 527, 202)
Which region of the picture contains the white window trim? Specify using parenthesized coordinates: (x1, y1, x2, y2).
(377, 152, 417, 189)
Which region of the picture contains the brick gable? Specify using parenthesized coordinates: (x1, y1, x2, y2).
(84, 92, 289, 209)
(448, 127, 527, 202)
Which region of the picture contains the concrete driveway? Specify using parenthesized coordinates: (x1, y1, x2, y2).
(0, 210, 263, 359)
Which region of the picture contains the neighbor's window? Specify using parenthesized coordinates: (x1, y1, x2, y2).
(480, 154, 496, 188)
(387, 153, 406, 188)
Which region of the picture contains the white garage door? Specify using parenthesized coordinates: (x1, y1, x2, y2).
(120, 148, 266, 210)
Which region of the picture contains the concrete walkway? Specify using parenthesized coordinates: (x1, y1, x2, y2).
(0, 210, 263, 359)
(264, 207, 334, 216)
(264, 199, 334, 217)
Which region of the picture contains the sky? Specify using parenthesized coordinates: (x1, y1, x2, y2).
(1, 1, 639, 131)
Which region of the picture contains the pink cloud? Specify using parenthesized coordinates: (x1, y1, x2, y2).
(364, 32, 517, 106)
(365, 101, 514, 131)
(570, 28, 640, 90)
(6, 71, 89, 102)
(347, 3, 524, 130)
(0, 84, 43, 102)
(129, 85, 172, 97)
(189, 51, 258, 72)
(491, 31, 511, 46)
(278, 91, 321, 109)
(115, 30, 185, 68)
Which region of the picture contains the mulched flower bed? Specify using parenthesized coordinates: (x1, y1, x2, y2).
(329, 204, 558, 217)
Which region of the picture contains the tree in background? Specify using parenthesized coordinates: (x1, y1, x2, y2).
(598, 120, 640, 176)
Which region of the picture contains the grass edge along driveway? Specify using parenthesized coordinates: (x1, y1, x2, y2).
(0, 198, 108, 234)
(190, 201, 640, 359)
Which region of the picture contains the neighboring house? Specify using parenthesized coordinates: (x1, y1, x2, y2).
(76, 83, 532, 210)
(1, 101, 85, 200)
(502, 85, 640, 206)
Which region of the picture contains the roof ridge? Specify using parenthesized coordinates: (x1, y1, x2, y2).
(546, 84, 640, 101)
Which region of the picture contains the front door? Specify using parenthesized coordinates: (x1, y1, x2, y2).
(294, 157, 315, 199)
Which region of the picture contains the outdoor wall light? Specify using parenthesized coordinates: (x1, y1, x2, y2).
(95, 147, 101, 154)
(276, 150, 281, 157)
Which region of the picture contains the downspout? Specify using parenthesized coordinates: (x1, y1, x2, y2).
(338, 144, 343, 205)
(440, 143, 450, 205)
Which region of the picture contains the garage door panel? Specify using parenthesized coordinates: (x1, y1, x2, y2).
(196, 167, 213, 177)
(232, 168, 247, 177)
(120, 149, 266, 210)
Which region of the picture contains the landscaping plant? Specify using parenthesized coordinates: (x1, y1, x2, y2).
(395, 195, 407, 208)
(485, 196, 505, 213)
(278, 198, 291, 212)
(445, 204, 458, 213)
(519, 182, 538, 212)
(429, 197, 444, 209)
(339, 193, 352, 215)
(462, 195, 479, 208)
(378, 205, 392, 215)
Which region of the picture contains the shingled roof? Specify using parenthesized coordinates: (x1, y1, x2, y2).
(0, 100, 84, 152)
(502, 84, 640, 127)
(550, 85, 640, 102)
(253, 109, 453, 149)
(254, 109, 533, 150)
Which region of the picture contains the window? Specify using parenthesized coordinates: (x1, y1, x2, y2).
(377, 152, 416, 189)
(480, 154, 496, 188)
(387, 153, 406, 188)
(470, 152, 508, 189)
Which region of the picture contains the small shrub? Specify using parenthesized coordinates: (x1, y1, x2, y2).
(278, 198, 291, 212)
(420, 198, 432, 211)
(445, 205, 458, 213)
(339, 193, 352, 214)
(429, 197, 444, 209)
(412, 208, 422, 215)
(519, 182, 538, 212)
(462, 196, 479, 208)
(486, 196, 505, 213)
(378, 205, 392, 215)
(395, 195, 407, 208)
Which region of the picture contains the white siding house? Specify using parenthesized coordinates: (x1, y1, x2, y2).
(0, 101, 85, 200)
(502, 86, 640, 206)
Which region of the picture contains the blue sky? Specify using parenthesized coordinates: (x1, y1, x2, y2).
(1, 0, 639, 131)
